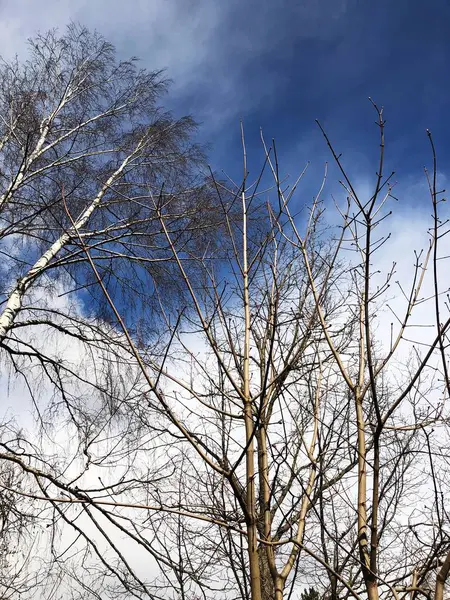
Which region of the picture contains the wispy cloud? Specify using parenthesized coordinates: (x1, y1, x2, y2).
(0, 0, 350, 134)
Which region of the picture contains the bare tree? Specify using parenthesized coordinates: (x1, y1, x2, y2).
(0, 23, 223, 344)
(1, 33, 450, 600)
(0, 23, 225, 599)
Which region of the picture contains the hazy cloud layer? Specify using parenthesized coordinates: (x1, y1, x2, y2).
(0, 1, 352, 136)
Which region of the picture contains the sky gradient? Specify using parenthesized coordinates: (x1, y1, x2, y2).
(0, 0, 448, 202)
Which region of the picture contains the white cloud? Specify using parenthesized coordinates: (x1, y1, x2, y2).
(0, 0, 350, 132)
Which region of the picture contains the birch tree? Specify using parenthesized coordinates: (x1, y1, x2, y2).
(0, 23, 223, 598)
(0, 23, 217, 346)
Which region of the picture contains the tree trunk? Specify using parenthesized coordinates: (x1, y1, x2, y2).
(259, 548, 275, 600)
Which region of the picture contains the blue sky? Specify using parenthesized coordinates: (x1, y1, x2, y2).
(0, 0, 449, 203)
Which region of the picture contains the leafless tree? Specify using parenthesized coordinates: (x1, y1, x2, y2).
(0, 29, 449, 600)
(0, 23, 225, 598)
(0, 23, 223, 343)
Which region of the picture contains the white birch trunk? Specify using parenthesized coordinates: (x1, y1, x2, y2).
(0, 140, 144, 340)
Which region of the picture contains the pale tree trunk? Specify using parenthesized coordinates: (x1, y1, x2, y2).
(0, 140, 145, 341)
(435, 551, 450, 600)
(0, 90, 73, 214)
(241, 141, 262, 600)
(356, 301, 379, 600)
